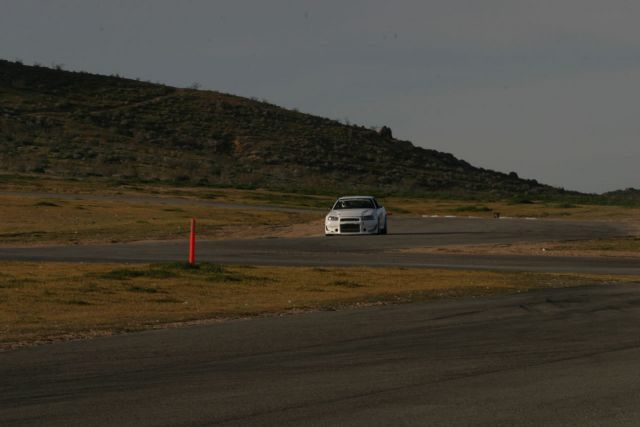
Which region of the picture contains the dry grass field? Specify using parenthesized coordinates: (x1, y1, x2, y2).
(3, 176, 640, 219)
(2, 261, 638, 350)
(0, 194, 319, 245)
(385, 197, 640, 225)
(1, 176, 639, 247)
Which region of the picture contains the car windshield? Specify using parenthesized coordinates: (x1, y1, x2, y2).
(332, 199, 374, 210)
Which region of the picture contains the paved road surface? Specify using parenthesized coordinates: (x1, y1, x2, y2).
(2, 283, 640, 426)
(1, 217, 637, 274)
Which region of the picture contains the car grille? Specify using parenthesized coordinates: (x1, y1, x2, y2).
(340, 223, 361, 233)
(340, 218, 359, 222)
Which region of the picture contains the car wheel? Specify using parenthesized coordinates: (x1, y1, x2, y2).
(379, 218, 387, 235)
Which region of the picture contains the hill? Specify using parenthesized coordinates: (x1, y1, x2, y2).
(0, 59, 557, 196)
(604, 188, 640, 202)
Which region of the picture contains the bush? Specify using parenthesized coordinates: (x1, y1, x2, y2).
(454, 205, 492, 212)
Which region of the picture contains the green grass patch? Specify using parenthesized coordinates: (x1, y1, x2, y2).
(127, 285, 161, 294)
(97, 267, 178, 280)
(329, 280, 365, 288)
(154, 297, 182, 304)
(150, 261, 226, 273)
(454, 205, 492, 213)
(95, 262, 233, 283)
(508, 198, 535, 205)
(211, 275, 244, 283)
(66, 299, 92, 306)
(548, 202, 579, 209)
(33, 201, 60, 207)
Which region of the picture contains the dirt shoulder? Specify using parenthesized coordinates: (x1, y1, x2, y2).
(397, 236, 640, 258)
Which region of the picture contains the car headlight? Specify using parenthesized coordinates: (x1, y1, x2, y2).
(327, 216, 339, 221)
(362, 215, 375, 221)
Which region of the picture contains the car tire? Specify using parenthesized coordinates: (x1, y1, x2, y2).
(379, 218, 387, 235)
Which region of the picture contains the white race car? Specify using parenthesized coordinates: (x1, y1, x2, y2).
(325, 196, 388, 236)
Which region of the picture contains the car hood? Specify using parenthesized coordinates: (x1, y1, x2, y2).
(328, 209, 374, 217)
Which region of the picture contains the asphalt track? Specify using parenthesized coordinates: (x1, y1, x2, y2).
(0, 217, 637, 274)
(2, 215, 640, 426)
(3, 282, 640, 426)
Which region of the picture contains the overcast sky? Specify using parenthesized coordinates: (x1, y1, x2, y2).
(2, 0, 639, 193)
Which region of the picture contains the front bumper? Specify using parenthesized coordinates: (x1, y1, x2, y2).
(325, 219, 378, 235)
